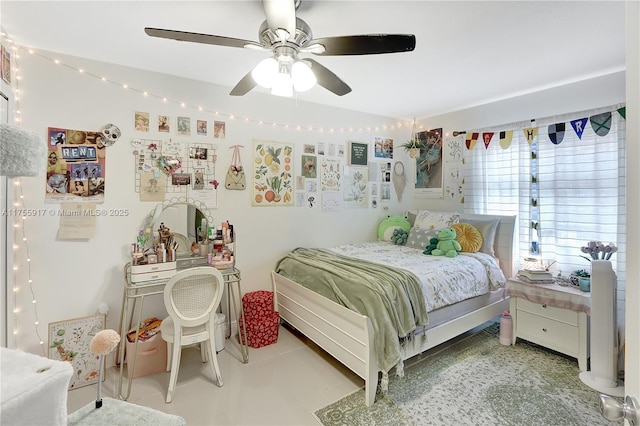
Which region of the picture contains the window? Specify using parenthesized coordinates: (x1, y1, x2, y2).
(464, 105, 626, 287)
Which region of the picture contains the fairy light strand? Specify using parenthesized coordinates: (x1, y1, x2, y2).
(12, 180, 46, 356)
(15, 43, 414, 132)
(3, 38, 46, 355)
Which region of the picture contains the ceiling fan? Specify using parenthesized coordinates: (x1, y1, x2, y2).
(144, 0, 416, 97)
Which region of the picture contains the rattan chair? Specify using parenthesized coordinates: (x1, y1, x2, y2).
(160, 267, 224, 403)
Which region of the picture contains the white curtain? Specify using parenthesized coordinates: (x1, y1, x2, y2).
(464, 105, 626, 287)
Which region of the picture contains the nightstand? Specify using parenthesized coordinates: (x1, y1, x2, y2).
(505, 277, 591, 371)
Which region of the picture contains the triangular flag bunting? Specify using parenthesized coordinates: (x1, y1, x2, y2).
(590, 112, 612, 136)
(482, 132, 494, 149)
(570, 118, 588, 139)
(465, 132, 479, 150)
(548, 123, 565, 145)
(523, 127, 538, 145)
(499, 131, 513, 149)
(617, 107, 626, 119)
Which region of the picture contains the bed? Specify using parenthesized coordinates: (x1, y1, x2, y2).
(271, 212, 516, 407)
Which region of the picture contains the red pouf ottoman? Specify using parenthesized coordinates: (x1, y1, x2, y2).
(239, 290, 279, 348)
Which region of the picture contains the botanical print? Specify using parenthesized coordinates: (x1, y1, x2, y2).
(320, 158, 341, 192)
(177, 116, 191, 135)
(48, 314, 105, 390)
(303, 144, 316, 154)
(135, 111, 150, 132)
(343, 167, 369, 208)
(252, 140, 293, 206)
(374, 137, 394, 159)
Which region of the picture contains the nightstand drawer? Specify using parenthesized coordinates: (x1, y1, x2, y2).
(517, 311, 579, 353)
(516, 298, 578, 326)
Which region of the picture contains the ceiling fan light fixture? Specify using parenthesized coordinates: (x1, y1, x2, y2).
(251, 57, 278, 88)
(271, 72, 293, 97)
(291, 60, 316, 92)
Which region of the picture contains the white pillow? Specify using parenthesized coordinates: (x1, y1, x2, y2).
(413, 210, 460, 230)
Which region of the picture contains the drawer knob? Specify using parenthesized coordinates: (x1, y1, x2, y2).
(542, 328, 548, 332)
(542, 304, 547, 308)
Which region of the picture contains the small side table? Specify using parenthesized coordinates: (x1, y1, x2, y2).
(505, 277, 591, 371)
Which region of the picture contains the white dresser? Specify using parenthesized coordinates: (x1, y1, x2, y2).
(505, 277, 591, 371)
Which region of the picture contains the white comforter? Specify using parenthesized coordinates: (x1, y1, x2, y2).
(330, 241, 506, 312)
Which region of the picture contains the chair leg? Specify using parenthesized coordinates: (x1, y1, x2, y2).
(166, 342, 182, 403)
(200, 342, 208, 363)
(207, 338, 223, 387)
(165, 342, 172, 372)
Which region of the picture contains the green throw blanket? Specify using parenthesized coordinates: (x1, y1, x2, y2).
(275, 247, 429, 375)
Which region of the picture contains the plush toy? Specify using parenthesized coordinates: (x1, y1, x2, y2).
(377, 215, 411, 241)
(431, 228, 462, 258)
(423, 237, 440, 255)
(391, 228, 408, 245)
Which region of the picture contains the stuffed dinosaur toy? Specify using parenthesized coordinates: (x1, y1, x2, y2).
(431, 228, 462, 257)
(423, 237, 440, 255)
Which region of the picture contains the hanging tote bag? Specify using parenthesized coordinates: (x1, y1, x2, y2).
(225, 145, 246, 190)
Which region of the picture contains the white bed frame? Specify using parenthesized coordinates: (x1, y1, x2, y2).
(271, 214, 516, 407)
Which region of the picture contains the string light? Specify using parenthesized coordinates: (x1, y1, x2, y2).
(2, 37, 46, 355)
(11, 44, 413, 134)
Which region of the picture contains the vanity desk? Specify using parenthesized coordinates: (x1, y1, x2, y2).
(117, 197, 246, 401)
(117, 260, 248, 400)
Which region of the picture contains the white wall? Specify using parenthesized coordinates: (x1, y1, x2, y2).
(11, 49, 626, 355)
(10, 51, 411, 353)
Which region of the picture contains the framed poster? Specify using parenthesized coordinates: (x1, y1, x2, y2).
(348, 141, 368, 166)
(252, 140, 294, 206)
(414, 128, 444, 198)
(48, 314, 105, 390)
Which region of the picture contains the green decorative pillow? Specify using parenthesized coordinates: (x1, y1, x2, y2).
(406, 227, 438, 250)
(377, 215, 411, 241)
(452, 223, 483, 253)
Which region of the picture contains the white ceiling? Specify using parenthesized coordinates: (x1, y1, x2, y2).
(1, 1, 626, 120)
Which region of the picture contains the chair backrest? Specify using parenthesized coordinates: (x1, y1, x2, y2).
(163, 267, 224, 328)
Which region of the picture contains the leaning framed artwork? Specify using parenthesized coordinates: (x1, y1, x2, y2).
(48, 314, 106, 390)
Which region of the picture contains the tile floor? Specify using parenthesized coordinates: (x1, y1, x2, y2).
(66, 324, 363, 425)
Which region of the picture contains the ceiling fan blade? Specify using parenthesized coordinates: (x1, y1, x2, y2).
(305, 59, 351, 96)
(262, 0, 296, 39)
(145, 27, 263, 50)
(229, 71, 257, 96)
(305, 34, 416, 56)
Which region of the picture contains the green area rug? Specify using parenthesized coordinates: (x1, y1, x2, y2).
(315, 325, 621, 426)
(68, 397, 185, 426)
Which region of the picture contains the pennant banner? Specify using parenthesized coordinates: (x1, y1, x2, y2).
(617, 107, 626, 120)
(590, 112, 612, 137)
(548, 123, 565, 145)
(482, 132, 494, 149)
(465, 132, 479, 150)
(523, 127, 538, 145)
(499, 131, 513, 149)
(570, 117, 588, 140)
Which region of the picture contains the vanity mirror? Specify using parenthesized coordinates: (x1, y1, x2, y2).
(141, 196, 214, 258)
